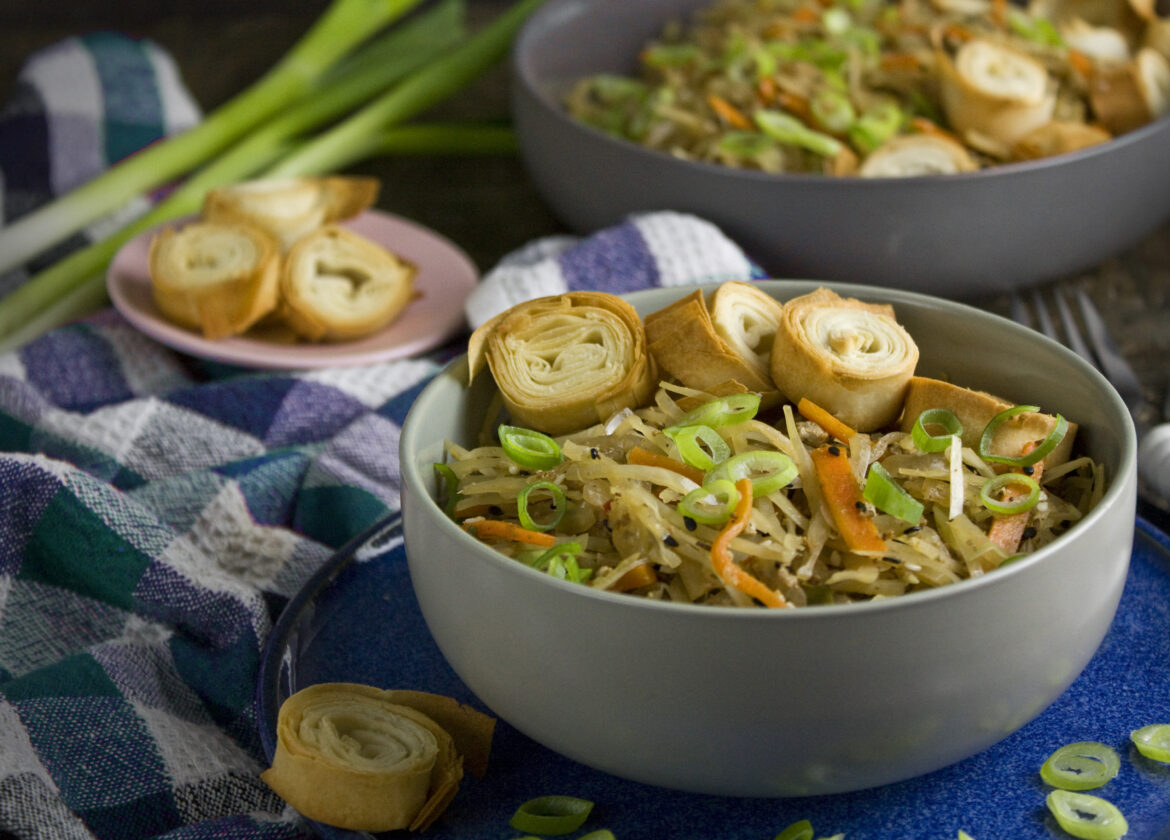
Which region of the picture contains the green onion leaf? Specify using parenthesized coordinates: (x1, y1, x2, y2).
(1045, 790, 1128, 840)
(1131, 724, 1170, 763)
(529, 542, 590, 583)
(432, 462, 461, 518)
(707, 451, 798, 497)
(755, 109, 843, 157)
(979, 405, 1069, 467)
(774, 818, 815, 840)
(980, 472, 1042, 516)
(1040, 741, 1121, 790)
(863, 462, 924, 523)
(665, 424, 730, 470)
(679, 479, 741, 526)
(672, 393, 761, 430)
(517, 480, 566, 532)
(499, 425, 563, 470)
(509, 795, 594, 835)
(911, 408, 963, 453)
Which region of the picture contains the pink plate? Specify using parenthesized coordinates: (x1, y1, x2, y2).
(107, 210, 478, 369)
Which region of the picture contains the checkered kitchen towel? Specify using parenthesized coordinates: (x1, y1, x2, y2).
(0, 31, 761, 840)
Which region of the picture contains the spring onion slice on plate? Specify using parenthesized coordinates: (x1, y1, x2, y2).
(1131, 724, 1170, 762)
(1045, 790, 1128, 840)
(1040, 741, 1121, 790)
(509, 795, 594, 835)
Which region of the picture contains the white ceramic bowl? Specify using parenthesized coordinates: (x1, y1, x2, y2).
(511, 0, 1170, 298)
(399, 281, 1137, 797)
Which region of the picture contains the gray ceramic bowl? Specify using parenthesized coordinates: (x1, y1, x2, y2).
(511, 0, 1170, 298)
(399, 281, 1137, 797)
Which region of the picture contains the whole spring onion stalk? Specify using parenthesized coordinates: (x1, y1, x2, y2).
(0, 0, 464, 342)
(0, 0, 427, 276)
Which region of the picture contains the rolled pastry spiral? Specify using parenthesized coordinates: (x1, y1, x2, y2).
(279, 225, 417, 342)
(260, 682, 464, 832)
(202, 176, 379, 251)
(938, 39, 1056, 154)
(149, 220, 280, 340)
(467, 292, 657, 436)
(644, 283, 783, 401)
(770, 287, 919, 431)
(860, 134, 978, 176)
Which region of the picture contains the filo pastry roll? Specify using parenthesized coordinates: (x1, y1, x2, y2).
(644, 282, 784, 403)
(261, 683, 476, 833)
(468, 292, 657, 436)
(770, 287, 919, 431)
(149, 220, 280, 340)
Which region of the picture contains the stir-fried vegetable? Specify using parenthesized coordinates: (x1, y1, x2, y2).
(435, 381, 1101, 608)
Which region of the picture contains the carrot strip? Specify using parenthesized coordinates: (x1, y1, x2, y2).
(990, 0, 1008, 27)
(707, 94, 754, 130)
(792, 5, 820, 23)
(880, 52, 922, 72)
(810, 445, 887, 553)
(987, 444, 1044, 553)
(756, 76, 779, 105)
(628, 446, 706, 485)
(1068, 49, 1095, 80)
(609, 562, 659, 593)
(463, 519, 556, 547)
(797, 397, 856, 443)
(711, 478, 788, 608)
(776, 91, 811, 121)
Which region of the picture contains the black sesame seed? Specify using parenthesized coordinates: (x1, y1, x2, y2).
(905, 526, 921, 534)
(488, 505, 503, 516)
(828, 445, 841, 457)
(590, 447, 600, 459)
(1022, 465, 1035, 475)
(884, 556, 901, 564)
(1022, 527, 1037, 540)
(855, 500, 867, 511)
(684, 517, 697, 531)
(664, 534, 679, 547)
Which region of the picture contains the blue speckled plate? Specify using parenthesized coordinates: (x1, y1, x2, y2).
(256, 517, 1170, 840)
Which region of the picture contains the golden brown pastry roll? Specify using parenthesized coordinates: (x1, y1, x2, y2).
(149, 220, 280, 340)
(899, 376, 1077, 467)
(202, 176, 379, 251)
(279, 225, 416, 342)
(859, 134, 978, 177)
(770, 287, 919, 432)
(644, 283, 783, 403)
(260, 682, 463, 833)
(467, 291, 657, 436)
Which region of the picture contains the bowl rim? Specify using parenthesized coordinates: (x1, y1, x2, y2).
(402, 280, 1137, 621)
(511, 0, 1170, 188)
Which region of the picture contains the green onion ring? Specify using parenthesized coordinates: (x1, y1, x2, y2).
(1045, 790, 1128, 840)
(499, 424, 563, 470)
(671, 393, 761, 430)
(980, 472, 1042, 516)
(517, 480, 566, 532)
(1040, 741, 1121, 790)
(678, 479, 740, 526)
(911, 408, 963, 453)
(432, 463, 460, 518)
(863, 462, 924, 524)
(978, 404, 1069, 467)
(773, 818, 815, 840)
(665, 424, 731, 470)
(530, 541, 591, 583)
(706, 450, 798, 497)
(509, 795, 594, 835)
(577, 832, 616, 840)
(1131, 724, 1170, 763)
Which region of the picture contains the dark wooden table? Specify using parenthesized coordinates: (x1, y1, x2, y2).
(2, 0, 1167, 415)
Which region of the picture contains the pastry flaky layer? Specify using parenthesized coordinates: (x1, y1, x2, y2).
(260, 683, 495, 833)
(770, 287, 919, 431)
(279, 225, 417, 342)
(644, 282, 785, 405)
(148, 220, 280, 341)
(468, 292, 658, 436)
(202, 176, 379, 251)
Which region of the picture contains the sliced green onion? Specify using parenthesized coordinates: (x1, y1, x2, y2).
(529, 542, 591, 583)
(863, 462, 924, 523)
(978, 405, 1069, 467)
(755, 109, 843, 157)
(517, 480, 566, 532)
(911, 408, 963, 453)
(1040, 741, 1121, 790)
(980, 472, 1041, 516)
(509, 795, 594, 835)
(1045, 790, 1128, 840)
(847, 101, 904, 154)
(1131, 724, 1170, 762)
(707, 451, 798, 497)
(432, 462, 460, 518)
(810, 87, 856, 134)
(666, 424, 730, 471)
(499, 425, 563, 470)
(672, 393, 761, 430)
(679, 479, 740, 526)
(643, 43, 702, 67)
(774, 818, 815, 840)
(577, 832, 616, 840)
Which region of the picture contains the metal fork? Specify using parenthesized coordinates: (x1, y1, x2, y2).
(1009, 284, 1170, 512)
